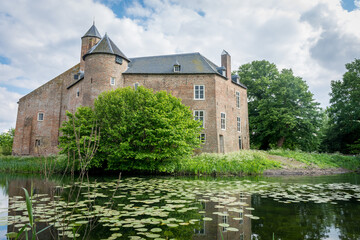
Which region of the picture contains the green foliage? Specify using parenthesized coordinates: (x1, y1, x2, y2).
(268, 149, 360, 170)
(59, 87, 202, 172)
(59, 106, 100, 169)
(174, 150, 281, 175)
(0, 128, 14, 155)
(0, 155, 67, 173)
(237, 60, 323, 151)
(94, 87, 202, 171)
(322, 59, 360, 154)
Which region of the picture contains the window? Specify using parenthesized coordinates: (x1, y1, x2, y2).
(194, 110, 205, 128)
(35, 139, 41, 147)
(222, 213, 228, 232)
(174, 65, 181, 72)
(240, 233, 244, 240)
(221, 112, 226, 130)
(38, 113, 44, 121)
(237, 117, 241, 132)
(134, 82, 139, 90)
(194, 85, 205, 100)
(74, 74, 79, 80)
(110, 77, 115, 86)
(198, 133, 206, 143)
(236, 91, 240, 109)
(76, 88, 80, 97)
(115, 56, 123, 65)
(239, 136, 242, 150)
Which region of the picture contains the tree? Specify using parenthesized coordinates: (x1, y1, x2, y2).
(237, 60, 322, 151)
(60, 86, 202, 171)
(0, 128, 15, 155)
(59, 106, 101, 170)
(322, 59, 360, 154)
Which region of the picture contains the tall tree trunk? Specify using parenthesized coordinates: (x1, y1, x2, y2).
(277, 136, 285, 148)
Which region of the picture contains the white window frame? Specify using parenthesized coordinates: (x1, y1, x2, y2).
(237, 116, 241, 132)
(38, 112, 44, 121)
(236, 91, 240, 109)
(221, 112, 226, 130)
(194, 110, 205, 128)
(194, 85, 205, 100)
(198, 133, 206, 143)
(110, 77, 115, 86)
(174, 65, 180, 72)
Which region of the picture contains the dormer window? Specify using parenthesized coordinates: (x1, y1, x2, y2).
(174, 64, 181, 72)
(222, 68, 226, 77)
(115, 56, 123, 65)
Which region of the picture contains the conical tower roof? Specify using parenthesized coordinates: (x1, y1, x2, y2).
(82, 23, 101, 39)
(83, 33, 130, 61)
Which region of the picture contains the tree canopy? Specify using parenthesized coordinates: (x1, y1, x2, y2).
(59, 86, 202, 171)
(321, 59, 360, 154)
(237, 60, 322, 151)
(0, 128, 14, 155)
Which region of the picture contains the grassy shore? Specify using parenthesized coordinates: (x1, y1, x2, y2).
(268, 149, 360, 170)
(0, 155, 66, 173)
(1, 150, 359, 175)
(173, 150, 281, 175)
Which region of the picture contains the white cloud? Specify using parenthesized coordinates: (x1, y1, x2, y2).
(0, 0, 359, 131)
(0, 87, 21, 132)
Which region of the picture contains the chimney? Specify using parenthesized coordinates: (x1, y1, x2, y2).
(221, 50, 231, 79)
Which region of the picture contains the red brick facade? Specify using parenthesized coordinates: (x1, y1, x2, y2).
(13, 26, 249, 156)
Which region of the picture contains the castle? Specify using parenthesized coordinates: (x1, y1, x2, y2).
(12, 23, 250, 156)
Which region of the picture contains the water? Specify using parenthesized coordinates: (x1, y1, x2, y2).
(0, 173, 360, 240)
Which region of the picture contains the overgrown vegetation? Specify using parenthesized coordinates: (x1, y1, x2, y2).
(0, 155, 67, 173)
(268, 149, 360, 170)
(0, 128, 14, 155)
(174, 150, 281, 175)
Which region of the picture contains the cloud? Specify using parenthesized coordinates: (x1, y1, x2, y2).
(0, 0, 359, 132)
(0, 87, 21, 132)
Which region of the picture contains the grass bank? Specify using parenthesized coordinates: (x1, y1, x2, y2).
(0, 155, 67, 173)
(174, 150, 281, 175)
(268, 149, 360, 170)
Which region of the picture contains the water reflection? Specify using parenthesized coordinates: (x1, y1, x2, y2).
(0, 174, 359, 240)
(193, 193, 251, 240)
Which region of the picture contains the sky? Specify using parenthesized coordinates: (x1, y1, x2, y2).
(0, 0, 360, 132)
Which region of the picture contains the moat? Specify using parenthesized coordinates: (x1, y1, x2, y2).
(1, 173, 360, 240)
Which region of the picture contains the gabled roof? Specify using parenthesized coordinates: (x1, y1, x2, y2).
(83, 33, 130, 61)
(124, 52, 223, 75)
(82, 23, 101, 39)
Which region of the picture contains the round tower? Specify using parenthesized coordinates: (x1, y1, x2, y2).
(82, 33, 130, 106)
(80, 23, 101, 71)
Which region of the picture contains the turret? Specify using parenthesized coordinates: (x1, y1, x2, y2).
(80, 23, 101, 71)
(82, 33, 130, 106)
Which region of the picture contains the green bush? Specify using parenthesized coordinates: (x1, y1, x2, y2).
(60, 87, 202, 172)
(174, 150, 281, 175)
(0, 128, 14, 155)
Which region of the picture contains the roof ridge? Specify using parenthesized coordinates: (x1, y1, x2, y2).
(129, 52, 200, 60)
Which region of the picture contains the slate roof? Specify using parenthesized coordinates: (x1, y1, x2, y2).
(82, 24, 101, 39)
(83, 33, 130, 61)
(124, 52, 223, 75)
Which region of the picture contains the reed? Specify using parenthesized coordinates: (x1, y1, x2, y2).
(0, 155, 67, 173)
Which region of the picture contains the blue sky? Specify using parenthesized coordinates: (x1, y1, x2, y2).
(0, 0, 359, 132)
